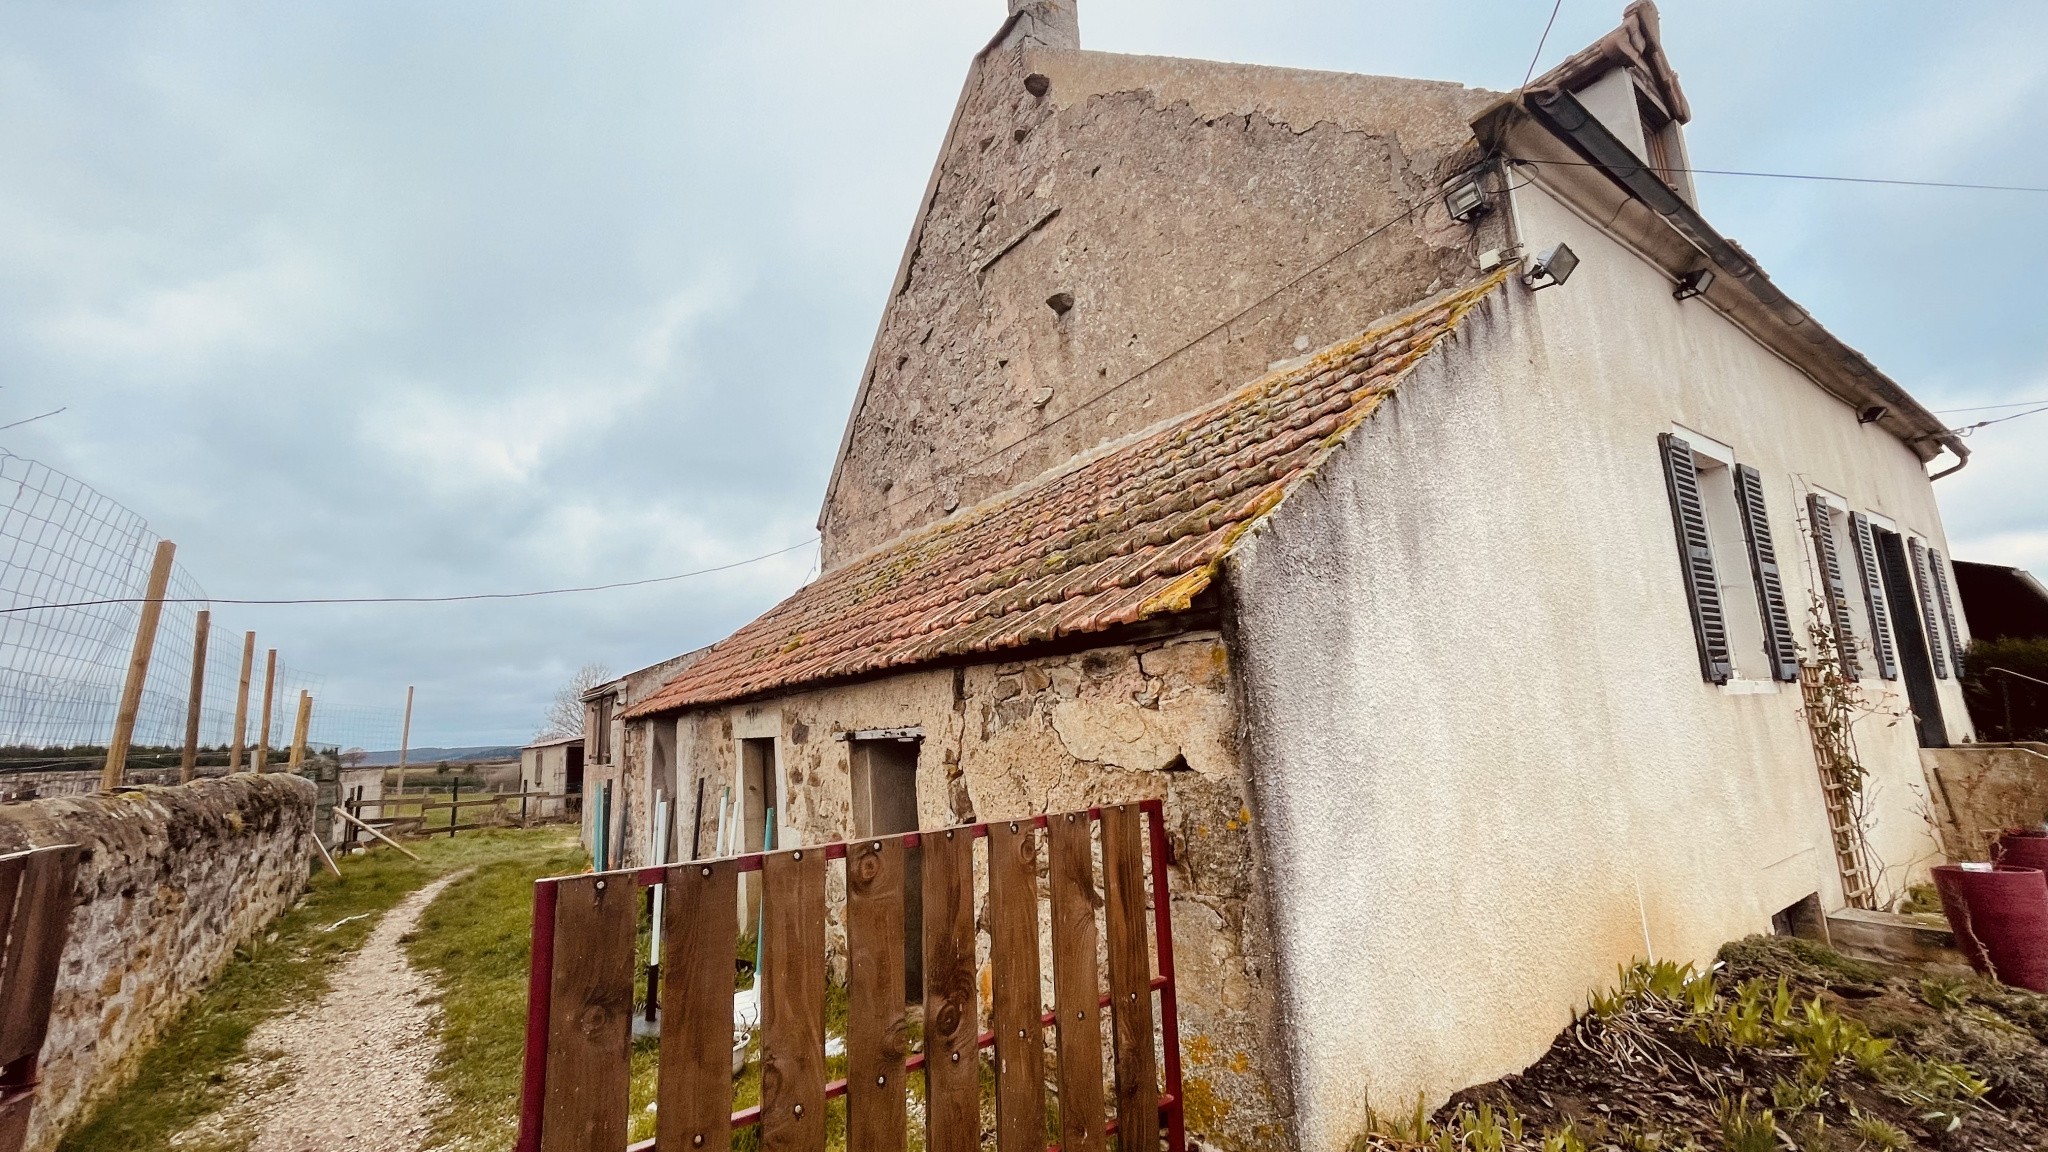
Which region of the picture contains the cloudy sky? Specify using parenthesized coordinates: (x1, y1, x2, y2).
(2, 0, 2043, 747)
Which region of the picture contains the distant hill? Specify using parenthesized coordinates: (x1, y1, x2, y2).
(353, 745, 523, 767)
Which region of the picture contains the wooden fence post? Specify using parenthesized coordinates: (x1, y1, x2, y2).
(179, 609, 210, 783)
(395, 684, 414, 797)
(254, 649, 277, 772)
(101, 539, 176, 792)
(286, 691, 312, 772)
(229, 631, 254, 771)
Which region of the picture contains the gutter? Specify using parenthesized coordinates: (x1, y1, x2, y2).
(1519, 89, 1970, 478)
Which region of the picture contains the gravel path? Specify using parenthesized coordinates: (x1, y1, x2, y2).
(231, 869, 471, 1152)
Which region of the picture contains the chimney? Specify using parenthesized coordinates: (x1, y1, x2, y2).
(1004, 0, 1078, 51)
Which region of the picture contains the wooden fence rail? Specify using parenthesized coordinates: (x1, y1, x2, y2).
(0, 843, 83, 1152)
(515, 800, 1184, 1152)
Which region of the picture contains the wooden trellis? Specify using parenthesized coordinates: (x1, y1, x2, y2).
(515, 800, 1184, 1152)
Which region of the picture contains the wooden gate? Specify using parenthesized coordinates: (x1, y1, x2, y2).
(515, 800, 1185, 1152)
(0, 843, 83, 1152)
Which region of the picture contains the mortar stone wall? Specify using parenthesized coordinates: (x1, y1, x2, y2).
(819, 44, 1505, 565)
(1922, 743, 2048, 860)
(0, 773, 316, 1152)
(644, 633, 1292, 1152)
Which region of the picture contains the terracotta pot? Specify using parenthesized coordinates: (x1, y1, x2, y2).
(1932, 864, 2048, 992)
(1994, 829, 2048, 873)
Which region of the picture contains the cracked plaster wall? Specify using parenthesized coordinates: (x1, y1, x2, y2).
(642, 634, 1293, 1152)
(820, 44, 1506, 566)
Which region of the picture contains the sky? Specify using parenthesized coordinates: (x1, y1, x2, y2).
(1, 0, 2043, 747)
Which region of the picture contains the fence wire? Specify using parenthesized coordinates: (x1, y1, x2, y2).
(0, 450, 402, 771)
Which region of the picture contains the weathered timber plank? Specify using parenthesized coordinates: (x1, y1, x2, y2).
(1049, 813, 1107, 1152)
(1101, 804, 1158, 1152)
(659, 859, 739, 1152)
(988, 820, 1049, 1152)
(540, 874, 637, 1152)
(0, 845, 80, 1069)
(921, 827, 979, 1152)
(0, 852, 25, 1010)
(845, 836, 908, 1152)
(759, 847, 826, 1152)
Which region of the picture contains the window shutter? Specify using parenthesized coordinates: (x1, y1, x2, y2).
(1848, 512, 1898, 681)
(1928, 547, 1967, 673)
(1804, 495, 1862, 681)
(1658, 434, 1733, 683)
(1908, 538, 1949, 679)
(1733, 464, 1800, 681)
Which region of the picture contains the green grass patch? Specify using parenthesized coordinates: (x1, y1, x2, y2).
(403, 826, 588, 1150)
(56, 828, 555, 1152)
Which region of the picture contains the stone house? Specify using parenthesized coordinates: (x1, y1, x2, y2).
(518, 733, 584, 821)
(607, 4, 1982, 1150)
(580, 649, 704, 868)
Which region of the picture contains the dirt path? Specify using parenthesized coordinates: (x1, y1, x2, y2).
(190, 869, 471, 1152)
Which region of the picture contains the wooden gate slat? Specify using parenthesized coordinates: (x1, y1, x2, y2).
(659, 859, 739, 1152)
(540, 873, 636, 1152)
(1101, 805, 1158, 1152)
(759, 847, 826, 1152)
(845, 837, 908, 1152)
(988, 820, 1048, 1152)
(0, 852, 27, 1010)
(0, 845, 80, 1069)
(922, 827, 978, 1152)
(1048, 813, 1107, 1152)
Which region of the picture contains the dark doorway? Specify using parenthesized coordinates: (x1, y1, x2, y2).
(1875, 528, 1949, 748)
(565, 745, 584, 795)
(850, 736, 923, 1000)
(740, 738, 779, 928)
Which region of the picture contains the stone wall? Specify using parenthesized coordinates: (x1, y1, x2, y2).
(817, 36, 1506, 565)
(1922, 743, 2048, 860)
(634, 633, 1293, 1152)
(0, 774, 316, 1152)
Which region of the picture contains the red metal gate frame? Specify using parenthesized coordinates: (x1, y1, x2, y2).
(515, 798, 1185, 1152)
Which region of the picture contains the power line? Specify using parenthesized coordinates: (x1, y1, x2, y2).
(1521, 0, 1567, 93)
(1508, 155, 2048, 194)
(0, 408, 67, 433)
(1946, 404, 2048, 437)
(1934, 398, 2048, 414)
(0, 537, 819, 615)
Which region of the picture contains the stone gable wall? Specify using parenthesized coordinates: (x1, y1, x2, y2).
(0, 774, 316, 1152)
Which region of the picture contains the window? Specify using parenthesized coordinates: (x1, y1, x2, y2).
(1846, 512, 1901, 681)
(1803, 494, 1864, 680)
(1658, 432, 1798, 684)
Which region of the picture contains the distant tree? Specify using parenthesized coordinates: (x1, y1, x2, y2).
(537, 662, 611, 741)
(340, 747, 368, 768)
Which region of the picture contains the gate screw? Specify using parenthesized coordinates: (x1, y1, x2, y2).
(793, 1104, 804, 1117)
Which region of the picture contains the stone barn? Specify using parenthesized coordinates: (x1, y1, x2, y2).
(604, 4, 1981, 1149)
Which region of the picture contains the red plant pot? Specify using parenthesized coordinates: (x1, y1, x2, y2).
(1932, 864, 2048, 992)
(1994, 829, 2048, 873)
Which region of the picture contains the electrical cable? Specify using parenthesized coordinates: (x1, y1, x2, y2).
(1934, 398, 2048, 414)
(1942, 404, 2048, 437)
(0, 537, 820, 615)
(1521, 0, 1568, 93)
(0, 408, 66, 434)
(1506, 155, 2048, 194)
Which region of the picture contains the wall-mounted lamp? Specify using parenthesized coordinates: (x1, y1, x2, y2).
(1524, 243, 1579, 291)
(1858, 405, 1888, 425)
(1443, 176, 1489, 223)
(1672, 267, 1714, 300)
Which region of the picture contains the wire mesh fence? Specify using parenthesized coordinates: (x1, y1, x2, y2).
(0, 450, 404, 781)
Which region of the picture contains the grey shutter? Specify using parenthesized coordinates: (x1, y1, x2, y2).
(1928, 547, 1967, 673)
(1733, 464, 1800, 681)
(1908, 538, 1948, 679)
(1805, 496, 1862, 681)
(1658, 434, 1733, 683)
(1848, 512, 1899, 681)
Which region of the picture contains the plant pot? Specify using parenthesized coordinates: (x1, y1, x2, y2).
(1931, 864, 2048, 992)
(1993, 829, 2048, 873)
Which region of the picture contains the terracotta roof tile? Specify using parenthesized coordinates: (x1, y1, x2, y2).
(624, 273, 1507, 717)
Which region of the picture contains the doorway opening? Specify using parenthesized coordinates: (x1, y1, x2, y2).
(851, 735, 923, 1000)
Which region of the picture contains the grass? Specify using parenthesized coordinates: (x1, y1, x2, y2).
(55, 827, 562, 1152)
(402, 826, 587, 1150)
